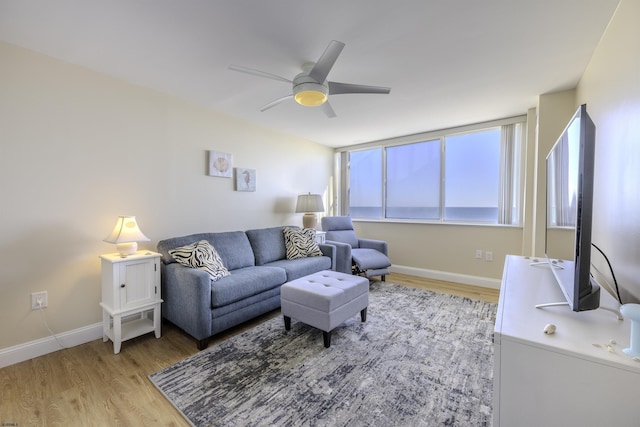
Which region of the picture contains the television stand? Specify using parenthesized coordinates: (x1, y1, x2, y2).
(493, 255, 640, 426)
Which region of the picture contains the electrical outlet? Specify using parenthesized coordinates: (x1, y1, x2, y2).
(31, 291, 48, 310)
(475, 249, 483, 259)
(485, 251, 493, 261)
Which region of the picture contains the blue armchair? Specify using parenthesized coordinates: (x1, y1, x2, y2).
(321, 216, 391, 281)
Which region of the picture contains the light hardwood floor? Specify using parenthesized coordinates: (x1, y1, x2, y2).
(0, 274, 499, 426)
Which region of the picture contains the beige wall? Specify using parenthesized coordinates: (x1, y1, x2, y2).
(520, 108, 538, 257)
(0, 42, 333, 349)
(576, 0, 640, 303)
(355, 221, 523, 281)
(532, 90, 577, 256)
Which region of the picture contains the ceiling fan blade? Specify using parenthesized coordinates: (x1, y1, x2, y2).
(229, 65, 292, 84)
(259, 95, 294, 112)
(322, 101, 336, 118)
(308, 40, 345, 83)
(328, 81, 391, 95)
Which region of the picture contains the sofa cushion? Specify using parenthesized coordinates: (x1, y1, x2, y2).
(210, 266, 286, 308)
(246, 226, 288, 265)
(265, 256, 332, 281)
(157, 231, 256, 271)
(207, 231, 255, 270)
(283, 227, 323, 260)
(168, 240, 230, 282)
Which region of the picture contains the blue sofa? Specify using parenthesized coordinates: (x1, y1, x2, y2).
(156, 226, 336, 349)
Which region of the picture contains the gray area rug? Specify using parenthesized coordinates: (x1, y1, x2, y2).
(149, 282, 496, 427)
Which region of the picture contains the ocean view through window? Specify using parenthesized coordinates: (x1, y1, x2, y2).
(341, 117, 525, 225)
(444, 128, 500, 222)
(349, 149, 382, 218)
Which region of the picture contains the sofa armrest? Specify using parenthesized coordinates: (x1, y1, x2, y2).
(318, 243, 337, 271)
(358, 238, 388, 256)
(162, 263, 212, 340)
(324, 240, 353, 274)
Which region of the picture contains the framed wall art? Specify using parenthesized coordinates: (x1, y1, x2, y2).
(208, 151, 233, 178)
(235, 168, 256, 192)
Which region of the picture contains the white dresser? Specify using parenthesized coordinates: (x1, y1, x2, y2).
(493, 255, 640, 426)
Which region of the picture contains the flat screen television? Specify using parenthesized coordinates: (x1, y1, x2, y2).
(544, 104, 600, 312)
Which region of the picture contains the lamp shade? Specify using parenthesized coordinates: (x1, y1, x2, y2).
(104, 216, 150, 257)
(295, 193, 324, 213)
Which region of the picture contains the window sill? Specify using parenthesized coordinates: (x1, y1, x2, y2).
(350, 217, 523, 229)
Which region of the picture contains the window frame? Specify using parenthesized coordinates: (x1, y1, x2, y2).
(336, 115, 527, 226)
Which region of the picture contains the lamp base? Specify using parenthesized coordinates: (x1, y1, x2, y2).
(116, 242, 138, 258)
(302, 213, 318, 229)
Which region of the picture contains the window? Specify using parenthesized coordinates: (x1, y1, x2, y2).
(386, 140, 440, 219)
(349, 149, 382, 218)
(342, 118, 525, 225)
(444, 128, 500, 222)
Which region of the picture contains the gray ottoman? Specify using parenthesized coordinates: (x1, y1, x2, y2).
(280, 270, 369, 348)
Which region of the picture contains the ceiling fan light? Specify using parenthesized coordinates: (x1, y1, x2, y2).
(294, 91, 327, 106)
(293, 82, 328, 106)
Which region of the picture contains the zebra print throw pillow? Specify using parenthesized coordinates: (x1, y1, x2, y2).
(283, 228, 323, 260)
(168, 240, 230, 282)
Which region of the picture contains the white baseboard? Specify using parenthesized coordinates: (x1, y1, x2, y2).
(0, 322, 103, 369)
(390, 264, 501, 290)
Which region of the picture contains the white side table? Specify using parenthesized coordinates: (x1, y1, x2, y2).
(315, 231, 326, 244)
(99, 251, 163, 354)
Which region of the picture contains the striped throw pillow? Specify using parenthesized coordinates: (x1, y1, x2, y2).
(168, 240, 230, 282)
(283, 228, 323, 260)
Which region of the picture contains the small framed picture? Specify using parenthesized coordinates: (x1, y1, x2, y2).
(235, 168, 256, 192)
(208, 151, 233, 178)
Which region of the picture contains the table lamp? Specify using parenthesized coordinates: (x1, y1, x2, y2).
(295, 193, 324, 229)
(104, 216, 150, 257)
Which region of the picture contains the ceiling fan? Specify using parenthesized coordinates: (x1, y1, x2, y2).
(229, 40, 391, 118)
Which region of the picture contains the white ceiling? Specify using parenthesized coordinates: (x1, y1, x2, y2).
(0, 0, 620, 148)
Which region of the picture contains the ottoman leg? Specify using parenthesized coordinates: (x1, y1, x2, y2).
(284, 316, 291, 331)
(323, 331, 331, 348)
(360, 307, 367, 322)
